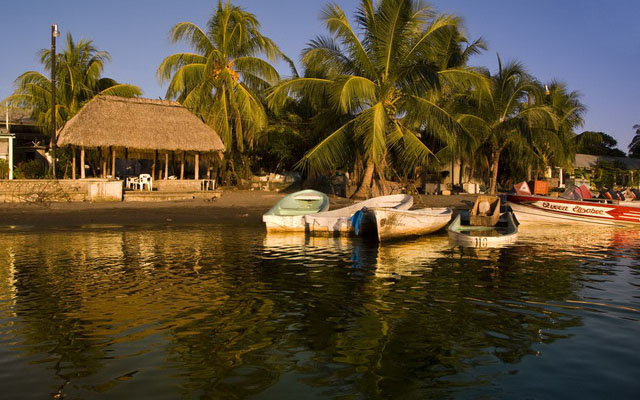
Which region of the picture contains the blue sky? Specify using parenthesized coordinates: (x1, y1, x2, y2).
(2, 0, 638, 149)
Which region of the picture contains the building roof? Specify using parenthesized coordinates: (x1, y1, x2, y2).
(57, 95, 225, 152)
(575, 153, 640, 170)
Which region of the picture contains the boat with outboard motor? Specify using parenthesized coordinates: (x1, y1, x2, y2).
(506, 181, 640, 226)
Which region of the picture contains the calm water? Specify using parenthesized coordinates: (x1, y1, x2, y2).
(0, 222, 639, 399)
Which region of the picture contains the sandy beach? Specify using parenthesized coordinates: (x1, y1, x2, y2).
(0, 190, 478, 227)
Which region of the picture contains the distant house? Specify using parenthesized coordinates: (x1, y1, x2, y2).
(574, 153, 640, 171)
(0, 105, 48, 170)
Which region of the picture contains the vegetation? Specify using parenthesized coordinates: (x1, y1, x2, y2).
(628, 124, 640, 158)
(6, 33, 141, 134)
(157, 0, 292, 183)
(575, 131, 625, 157)
(5, 0, 634, 195)
(456, 59, 556, 194)
(268, 0, 488, 198)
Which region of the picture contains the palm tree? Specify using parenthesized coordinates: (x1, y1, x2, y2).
(157, 0, 290, 181)
(527, 81, 585, 176)
(628, 124, 640, 158)
(457, 58, 556, 194)
(6, 33, 141, 133)
(268, 0, 487, 198)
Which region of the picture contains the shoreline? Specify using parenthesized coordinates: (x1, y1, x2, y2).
(0, 190, 478, 228)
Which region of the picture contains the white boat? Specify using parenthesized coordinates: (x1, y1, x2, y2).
(262, 189, 330, 232)
(304, 194, 413, 235)
(447, 210, 519, 248)
(364, 207, 452, 241)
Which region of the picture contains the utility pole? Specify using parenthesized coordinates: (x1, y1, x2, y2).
(50, 23, 60, 178)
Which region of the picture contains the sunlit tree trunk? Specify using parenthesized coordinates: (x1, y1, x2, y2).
(489, 147, 500, 195)
(353, 160, 375, 199)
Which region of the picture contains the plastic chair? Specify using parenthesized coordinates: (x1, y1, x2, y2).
(138, 174, 153, 191)
(125, 176, 139, 190)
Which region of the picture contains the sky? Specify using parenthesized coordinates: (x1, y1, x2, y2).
(1, 0, 638, 150)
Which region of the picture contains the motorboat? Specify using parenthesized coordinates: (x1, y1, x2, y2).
(507, 181, 640, 226)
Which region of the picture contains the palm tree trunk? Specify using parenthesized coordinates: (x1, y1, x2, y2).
(489, 147, 500, 195)
(353, 160, 375, 199)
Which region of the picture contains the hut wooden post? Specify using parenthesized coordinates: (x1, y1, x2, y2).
(101, 148, 107, 178)
(80, 147, 85, 179)
(152, 150, 157, 181)
(164, 153, 169, 180)
(71, 147, 76, 180)
(194, 152, 200, 180)
(111, 146, 116, 178)
(180, 152, 185, 180)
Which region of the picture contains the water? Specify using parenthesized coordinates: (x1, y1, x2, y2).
(0, 223, 639, 399)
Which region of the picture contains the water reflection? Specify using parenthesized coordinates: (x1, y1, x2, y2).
(0, 225, 638, 399)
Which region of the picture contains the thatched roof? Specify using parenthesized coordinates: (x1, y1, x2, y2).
(57, 96, 224, 152)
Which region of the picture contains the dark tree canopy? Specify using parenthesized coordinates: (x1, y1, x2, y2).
(576, 131, 626, 157)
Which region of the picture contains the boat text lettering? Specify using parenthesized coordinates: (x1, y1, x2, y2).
(572, 206, 605, 215)
(542, 202, 569, 212)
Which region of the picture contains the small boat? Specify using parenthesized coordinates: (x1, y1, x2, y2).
(263, 189, 330, 232)
(448, 196, 518, 247)
(507, 181, 640, 226)
(364, 207, 452, 241)
(447, 210, 519, 247)
(304, 194, 413, 235)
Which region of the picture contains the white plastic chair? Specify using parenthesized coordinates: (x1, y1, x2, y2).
(125, 176, 139, 190)
(138, 174, 153, 191)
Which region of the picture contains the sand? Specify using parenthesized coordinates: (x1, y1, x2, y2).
(0, 190, 478, 227)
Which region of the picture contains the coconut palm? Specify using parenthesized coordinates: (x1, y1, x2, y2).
(526, 81, 585, 177)
(457, 58, 556, 194)
(268, 0, 487, 198)
(6, 33, 141, 133)
(157, 1, 291, 181)
(628, 124, 640, 158)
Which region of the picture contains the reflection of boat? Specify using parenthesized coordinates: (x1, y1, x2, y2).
(262, 190, 330, 232)
(364, 207, 452, 241)
(304, 194, 412, 235)
(448, 210, 518, 248)
(371, 235, 451, 278)
(507, 182, 640, 226)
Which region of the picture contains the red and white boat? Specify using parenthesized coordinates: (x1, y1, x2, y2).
(506, 182, 640, 226)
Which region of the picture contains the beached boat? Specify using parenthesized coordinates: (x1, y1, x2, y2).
(447, 209, 519, 247)
(304, 194, 413, 235)
(263, 190, 330, 232)
(507, 181, 640, 226)
(364, 207, 452, 241)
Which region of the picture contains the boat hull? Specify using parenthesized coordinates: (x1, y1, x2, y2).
(262, 190, 330, 232)
(305, 194, 413, 235)
(369, 207, 452, 241)
(507, 194, 640, 226)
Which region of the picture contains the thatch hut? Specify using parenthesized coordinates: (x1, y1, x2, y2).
(57, 95, 224, 180)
